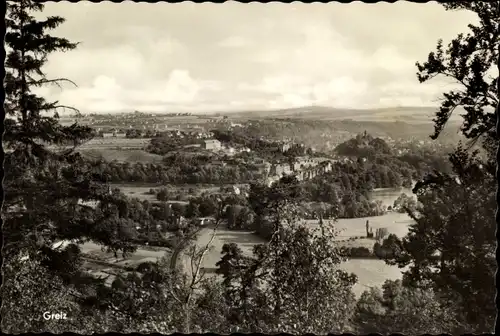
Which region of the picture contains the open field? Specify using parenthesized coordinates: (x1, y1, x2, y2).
(185, 188, 415, 297)
(113, 183, 248, 201)
(341, 259, 407, 296)
(81, 241, 171, 281)
(78, 213, 411, 297)
(111, 185, 190, 204)
(111, 184, 160, 201)
(187, 222, 407, 298)
(80, 241, 173, 286)
(80, 137, 151, 149)
(81, 241, 169, 264)
(304, 212, 413, 241)
(79, 148, 164, 163)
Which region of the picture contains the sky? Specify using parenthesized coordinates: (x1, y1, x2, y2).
(34, 1, 479, 114)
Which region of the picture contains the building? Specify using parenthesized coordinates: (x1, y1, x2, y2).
(202, 139, 222, 150)
(279, 142, 292, 153)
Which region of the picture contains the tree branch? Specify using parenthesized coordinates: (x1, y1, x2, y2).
(27, 77, 78, 89)
(44, 104, 80, 113)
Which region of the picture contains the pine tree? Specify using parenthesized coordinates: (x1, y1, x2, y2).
(3, 0, 135, 285)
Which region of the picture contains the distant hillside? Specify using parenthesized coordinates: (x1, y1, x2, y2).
(222, 105, 464, 124)
(227, 117, 462, 153)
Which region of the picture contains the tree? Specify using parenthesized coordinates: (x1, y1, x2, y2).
(390, 2, 499, 331)
(392, 193, 417, 213)
(353, 280, 465, 335)
(416, 1, 499, 159)
(382, 148, 496, 332)
(225, 205, 243, 229)
(3, 1, 136, 331)
(214, 220, 357, 334)
(236, 206, 255, 230)
(156, 188, 170, 201)
(198, 196, 218, 217)
(1, 258, 80, 333)
(185, 200, 201, 219)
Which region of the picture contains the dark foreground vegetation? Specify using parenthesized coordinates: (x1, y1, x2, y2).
(2, 1, 496, 334)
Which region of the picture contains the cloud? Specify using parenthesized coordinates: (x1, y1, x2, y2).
(217, 36, 252, 48)
(34, 2, 478, 113)
(237, 76, 369, 109)
(44, 45, 145, 88)
(49, 70, 228, 113)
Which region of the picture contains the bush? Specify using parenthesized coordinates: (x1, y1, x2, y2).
(156, 188, 170, 201)
(341, 246, 374, 258)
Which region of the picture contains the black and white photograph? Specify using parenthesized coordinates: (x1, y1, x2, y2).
(2, 0, 498, 334)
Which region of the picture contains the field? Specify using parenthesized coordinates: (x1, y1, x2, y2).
(111, 184, 191, 203)
(80, 137, 151, 149)
(81, 241, 172, 285)
(341, 259, 407, 296)
(304, 212, 413, 241)
(78, 213, 412, 297)
(113, 183, 249, 201)
(79, 148, 164, 163)
(186, 212, 414, 297)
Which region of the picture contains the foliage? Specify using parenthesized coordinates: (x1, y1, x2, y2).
(381, 148, 496, 331)
(83, 157, 264, 184)
(3, 0, 136, 289)
(1, 258, 81, 333)
(389, 2, 499, 331)
(214, 220, 357, 333)
(334, 132, 392, 157)
(298, 154, 423, 218)
(340, 246, 374, 259)
(374, 233, 400, 259)
(353, 280, 466, 335)
(392, 193, 417, 213)
(416, 1, 499, 155)
(248, 175, 306, 239)
(147, 136, 203, 155)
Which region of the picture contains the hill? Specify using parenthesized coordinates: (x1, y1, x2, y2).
(221, 105, 464, 124)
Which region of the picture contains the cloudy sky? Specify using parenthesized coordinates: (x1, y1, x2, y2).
(36, 1, 478, 114)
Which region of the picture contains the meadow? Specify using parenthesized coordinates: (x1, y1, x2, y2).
(79, 148, 164, 163)
(80, 137, 151, 149)
(113, 183, 249, 201)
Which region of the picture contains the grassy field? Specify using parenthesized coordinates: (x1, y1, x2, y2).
(111, 185, 191, 204)
(81, 241, 173, 286)
(304, 212, 413, 241)
(113, 183, 248, 201)
(80, 137, 151, 149)
(79, 148, 164, 163)
(80, 214, 409, 297)
(111, 184, 160, 201)
(340, 259, 406, 297)
(188, 213, 413, 298)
